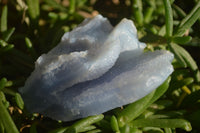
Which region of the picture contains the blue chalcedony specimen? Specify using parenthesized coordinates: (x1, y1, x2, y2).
(20, 15, 174, 121)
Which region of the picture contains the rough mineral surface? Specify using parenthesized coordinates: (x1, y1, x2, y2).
(20, 15, 174, 121)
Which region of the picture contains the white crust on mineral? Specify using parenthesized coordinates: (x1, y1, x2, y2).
(20, 15, 174, 121)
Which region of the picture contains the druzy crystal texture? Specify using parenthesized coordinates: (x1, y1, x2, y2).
(20, 15, 174, 121)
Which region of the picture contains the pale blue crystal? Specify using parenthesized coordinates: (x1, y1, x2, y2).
(19, 15, 174, 121)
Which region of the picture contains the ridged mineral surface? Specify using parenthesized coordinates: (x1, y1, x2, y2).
(20, 15, 174, 121)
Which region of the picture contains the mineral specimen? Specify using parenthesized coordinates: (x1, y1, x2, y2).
(19, 15, 174, 121)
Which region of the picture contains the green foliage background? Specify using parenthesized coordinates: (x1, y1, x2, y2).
(0, 0, 200, 132)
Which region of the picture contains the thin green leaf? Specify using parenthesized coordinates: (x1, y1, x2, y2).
(2, 27, 15, 42)
(132, 0, 144, 25)
(59, 13, 68, 20)
(3, 44, 14, 51)
(179, 1, 200, 27)
(148, 110, 186, 119)
(137, 109, 155, 119)
(158, 25, 166, 36)
(69, 0, 76, 14)
(25, 37, 37, 59)
(95, 119, 112, 132)
(0, 5, 7, 32)
(3, 88, 16, 96)
(117, 90, 155, 127)
(143, 127, 164, 133)
(26, 0, 40, 20)
(79, 125, 96, 132)
(148, 77, 171, 104)
(120, 124, 130, 133)
(169, 43, 200, 82)
(0, 78, 7, 91)
(163, 0, 173, 37)
(117, 77, 171, 127)
(144, 7, 154, 23)
(168, 43, 187, 67)
(3, 101, 9, 109)
(86, 129, 101, 133)
(164, 128, 172, 133)
(15, 93, 24, 110)
(174, 4, 200, 36)
(172, 36, 192, 44)
(145, 0, 156, 8)
(48, 12, 59, 20)
(0, 40, 8, 47)
(5, 80, 13, 87)
(150, 100, 173, 110)
(110, 115, 120, 132)
(0, 121, 4, 133)
(44, 0, 68, 12)
(130, 119, 192, 131)
(0, 98, 19, 133)
(0, 91, 6, 103)
(130, 127, 142, 133)
(65, 114, 104, 133)
(0, 44, 14, 53)
(172, 4, 186, 18)
(25, 37, 32, 48)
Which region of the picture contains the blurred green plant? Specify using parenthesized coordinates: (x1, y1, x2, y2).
(0, 0, 200, 132)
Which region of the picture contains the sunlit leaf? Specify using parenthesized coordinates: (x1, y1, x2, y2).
(163, 0, 173, 37)
(132, 0, 144, 25)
